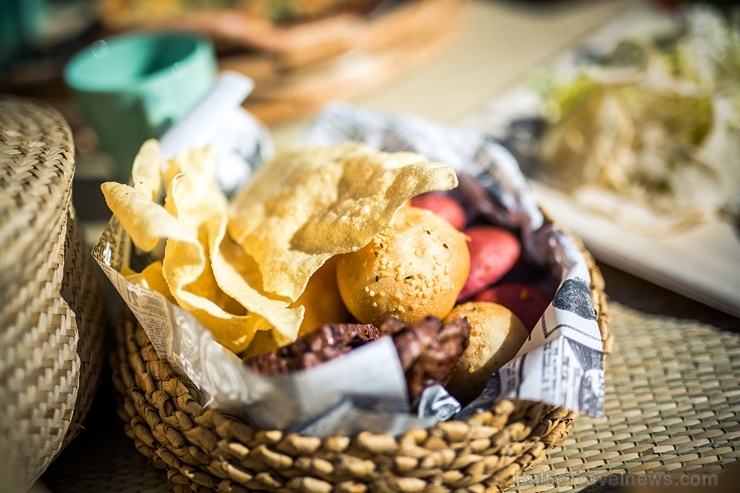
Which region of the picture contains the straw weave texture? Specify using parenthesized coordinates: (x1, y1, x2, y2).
(0, 96, 107, 491)
(0, 96, 75, 302)
(507, 304, 740, 492)
(108, 228, 609, 493)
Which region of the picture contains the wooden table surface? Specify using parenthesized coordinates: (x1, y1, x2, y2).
(34, 0, 740, 491)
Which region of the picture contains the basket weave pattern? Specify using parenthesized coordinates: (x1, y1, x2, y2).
(112, 221, 609, 493)
(61, 206, 108, 442)
(0, 98, 74, 298)
(0, 96, 107, 490)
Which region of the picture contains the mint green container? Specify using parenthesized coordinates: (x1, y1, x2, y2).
(64, 32, 216, 180)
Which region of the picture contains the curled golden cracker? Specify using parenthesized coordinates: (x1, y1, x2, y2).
(228, 142, 459, 302)
(130, 139, 162, 200)
(102, 140, 302, 353)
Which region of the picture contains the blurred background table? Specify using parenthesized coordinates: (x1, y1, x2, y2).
(10, 0, 737, 491)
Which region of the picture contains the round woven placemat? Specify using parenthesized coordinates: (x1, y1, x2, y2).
(43, 301, 740, 492)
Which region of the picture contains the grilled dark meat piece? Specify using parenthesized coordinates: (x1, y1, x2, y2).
(243, 322, 380, 374)
(243, 315, 470, 408)
(404, 316, 470, 403)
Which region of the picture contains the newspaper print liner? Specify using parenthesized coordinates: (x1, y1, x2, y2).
(92, 95, 604, 439)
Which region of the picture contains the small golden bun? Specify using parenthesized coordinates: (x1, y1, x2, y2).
(336, 206, 470, 326)
(444, 301, 528, 403)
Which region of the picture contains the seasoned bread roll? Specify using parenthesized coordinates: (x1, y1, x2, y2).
(336, 206, 470, 326)
(444, 301, 529, 403)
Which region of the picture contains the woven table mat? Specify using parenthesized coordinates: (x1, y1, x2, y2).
(508, 303, 740, 492)
(43, 302, 740, 492)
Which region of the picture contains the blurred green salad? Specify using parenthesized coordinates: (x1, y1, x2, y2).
(537, 5, 739, 234)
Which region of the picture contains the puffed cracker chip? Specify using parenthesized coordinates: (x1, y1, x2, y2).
(130, 139, 162, 200)
(101, 180, 196, 252)
(102, 140, 301, 353)
(228, 142, 458, 301)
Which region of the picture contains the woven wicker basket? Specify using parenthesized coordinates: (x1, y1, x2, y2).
(111, 209, 609, 493)
(0, 95, 107, 491)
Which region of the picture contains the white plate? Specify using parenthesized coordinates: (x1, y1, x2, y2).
(462, 3, 740, 318)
